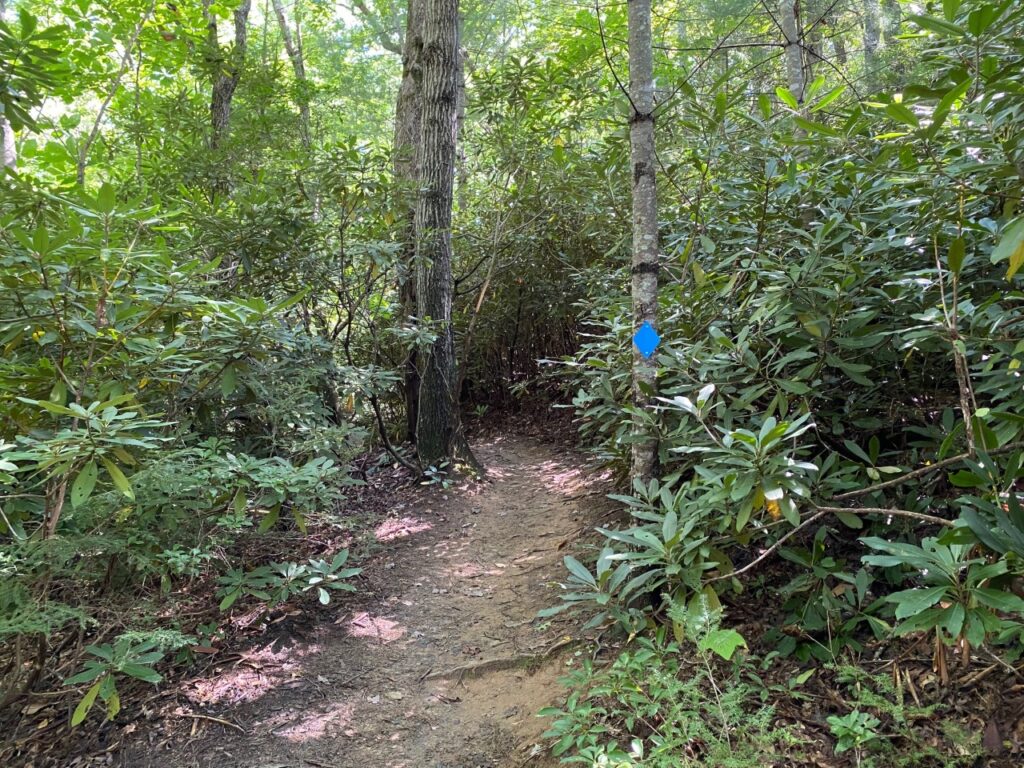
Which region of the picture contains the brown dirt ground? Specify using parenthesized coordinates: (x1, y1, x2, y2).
(119, 434, 614, 768)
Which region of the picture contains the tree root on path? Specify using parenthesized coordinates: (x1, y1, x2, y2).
(421, 636, 578, 682)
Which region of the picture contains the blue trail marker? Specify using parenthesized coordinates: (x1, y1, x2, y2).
(632, 321, 661, 358)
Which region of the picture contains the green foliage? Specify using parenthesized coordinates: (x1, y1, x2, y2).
(63, 637, 172, 726)
(215, 549, 361, 612)
(861, 535, 1024, 648)
(540, 605, 789, 767)
(828, 711, 882, 758)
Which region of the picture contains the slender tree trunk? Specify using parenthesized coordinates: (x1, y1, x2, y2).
(881, 0, 901, 45)
(271, 0, 311, 148)
(832, 17, 848, 66)
(395, 0, 424, 443)
(414, 0, 464, 467)
(627, 0, 659, 483)
(0, 0, 12, 171)
(863, 0, 882, 87)
(779, 0, 806, 104)
(208, 0, 253, 150)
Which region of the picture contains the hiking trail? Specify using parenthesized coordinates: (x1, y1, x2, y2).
(126, 435, 612, 768)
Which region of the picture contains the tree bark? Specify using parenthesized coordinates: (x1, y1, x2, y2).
(863, 0, 882, 87)
(395, 0, 424, 442)
(881, 0, 901, 45)
(271, 0, 311, 148)
(627, 0, 659, 483)
(414, 0, 463, 467)
(779, 0, 805, 104)
(0, 0, 12, 169)
(208, 0, 253, 150)
(1, 123, 13, 170)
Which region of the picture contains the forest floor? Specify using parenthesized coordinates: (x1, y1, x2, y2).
(118, 433, 614, 768)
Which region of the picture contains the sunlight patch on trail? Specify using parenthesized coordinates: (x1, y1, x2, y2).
(183, 642, 320, 707)
(375, 515, 433, 541)
(345, 611, 406, 644)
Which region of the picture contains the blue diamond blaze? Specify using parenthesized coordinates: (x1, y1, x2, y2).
(632, 321, 661, 358)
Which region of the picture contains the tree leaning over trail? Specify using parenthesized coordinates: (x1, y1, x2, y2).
(414, 0, 465, 467)
(627, 0, 658, 483)
(395, 0, 424, 443)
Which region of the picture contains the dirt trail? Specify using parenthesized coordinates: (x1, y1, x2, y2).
(135, 435, 611, 768)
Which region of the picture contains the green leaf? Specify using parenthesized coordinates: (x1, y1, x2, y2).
(699, 628, 747, 661)
(834, 510, 864, 529)
(219, 588, 241, 612)
(948, 237, 966, 274)
(95, 183, 116, 214)
(887, 586, 949, 620)
(220, 365, 237, 397)
(99, 456, 134, 500)
(564, 556, 596, 587)
(71, 680, 102, 726)
(120, 663, 162, 683)
(908, 14, 966, 36)
(885, 103, 920, 129)
(974, 588, 1024, 614)
(232, 487, 246, 515)
(793, 116, 840, 137)
(992, 218, 1024, 280)
(71, 460, 98, 509)
(775, 86, 798, 109)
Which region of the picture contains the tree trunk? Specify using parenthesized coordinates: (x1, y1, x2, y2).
(271, 0, 311, 148)
(863, 0, 882, 86)
(414, 0, 463, 467)
(395, 0, 424, 443)
(779, 1, 805, 104)
(208, 0, 253, 150)
(0, 0, 11, 171)
(627, 0, 659, 483)
(1, 123, 13, 170)
(881, 0, 901, 45)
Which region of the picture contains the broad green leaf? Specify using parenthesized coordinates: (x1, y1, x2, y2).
(909, 14, 966, 36)
(99, 456, 134, 500)
(71, 459, 98, 509)
(563, 556, 596, 587)
(699, 628, 747, 661)
(886, 586, 949, 620)
(991, 218, 1024, 280)
(775, 86, 798, 109)
(71, 680, 102, 726)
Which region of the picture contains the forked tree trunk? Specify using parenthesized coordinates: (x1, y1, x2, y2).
(271, 0, 311, 148)
(395, 0, 424, 443)
(208, 0, 253, 150)
(414, 0, 464, 467)
(779, 0, 805, 104)
(627, 0, 659, 482)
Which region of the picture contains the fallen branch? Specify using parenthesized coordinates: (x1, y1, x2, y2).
(177, 711, 246, 733)
(422, 638, 578, 682)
